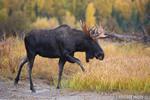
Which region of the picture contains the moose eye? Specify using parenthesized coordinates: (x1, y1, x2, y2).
(91, 40, 97, 44)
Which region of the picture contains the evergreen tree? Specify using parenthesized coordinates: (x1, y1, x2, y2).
(136, 11, 141, 24)
(120, 16, 126, 32)
(8, 8, 13, 16)
(131, 9, 136, 22)
(116, 13, 121, 26)
(144, 1, 150, 24)
(34, 2, 38, 17)
(111, 5, 116, 18)
(145, 1, 150, 15)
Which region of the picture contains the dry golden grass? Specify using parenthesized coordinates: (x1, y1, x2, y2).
(65, 42, 150, 94)
(0, 36, 150, 94)
(66, 56, 150, 93)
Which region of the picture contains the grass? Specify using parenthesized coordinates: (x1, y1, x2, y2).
(0, 36, 150, 94)
(65, 56, 150, 93)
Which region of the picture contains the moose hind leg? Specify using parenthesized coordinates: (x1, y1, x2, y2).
(14, 55, 28, 85)
(27, 56, 36, 92)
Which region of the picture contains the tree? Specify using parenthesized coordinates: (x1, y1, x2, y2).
(32, 17, 59, 29)
(23, 0, 36, 21)
(136, 11, 141, 24)
(63, 11, 75, 27)
(94, 0, 115, 21)
(145, 1, 150, 15)
(64, 0, 92, 22)
(41, 0, 54, 18)
(86, 2, 96, 27)
(120, 16, 126, 32)
(53, 0, 65, 24)
(131, 0, 149, 20)
(0, 8, 8, 23)
(114, 0, 132, 20)
(111, 5, 117, 18)
(131, 9, 136, 22)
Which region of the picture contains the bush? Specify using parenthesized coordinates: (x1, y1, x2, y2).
(31, 17, 59, 29)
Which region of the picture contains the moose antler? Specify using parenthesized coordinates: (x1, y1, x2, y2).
(96, 22, 114, 39)
(80, 20, 98, 39)
(80, 20, 114, 39)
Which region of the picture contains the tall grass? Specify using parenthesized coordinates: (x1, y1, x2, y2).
(0, 36, 150, 94)
(65, 56, 150, 93)
(64, 42, 150, 94)
(0, 35, 79, 82)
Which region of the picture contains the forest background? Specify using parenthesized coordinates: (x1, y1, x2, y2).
(0, 0, 150, 39)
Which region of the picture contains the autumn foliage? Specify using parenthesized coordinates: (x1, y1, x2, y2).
(0, 0, 150, 39)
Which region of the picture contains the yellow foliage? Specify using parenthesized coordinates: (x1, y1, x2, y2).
(23, 0, 36, 18)
(37, 0, 45, 12)
(42, 0, 54, 16)
(114, 0, 149, 20)
(114, 0, 132, 20)
(63, 11, 76, 28)
(94, 0, 114, 21)
(32, 17, 59, 29)
(86, 2, 95, 27)
(131, 0, 149, 20)
(0, 8, 8, 22)
(53, 0, 65, 17)
(49, 17, 60, 29)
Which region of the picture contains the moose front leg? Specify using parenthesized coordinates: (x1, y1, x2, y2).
(65, 55, 85, 72)
(57, 58, 66, 89)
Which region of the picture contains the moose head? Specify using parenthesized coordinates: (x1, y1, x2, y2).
(80, 20, 114, 62)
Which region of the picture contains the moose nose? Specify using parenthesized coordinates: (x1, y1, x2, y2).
(97, 53, 104, 60)
(98, 55, 104, 60)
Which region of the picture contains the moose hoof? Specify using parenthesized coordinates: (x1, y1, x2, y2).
(14, 80, 18, 86)
(32, 89, 36, 92)
(56, 86, 60, 89)
(30, 87, 36, 92)
(82, 69, 86, 73)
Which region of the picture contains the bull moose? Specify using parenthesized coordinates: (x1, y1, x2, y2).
(14, 20, 114, 92)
